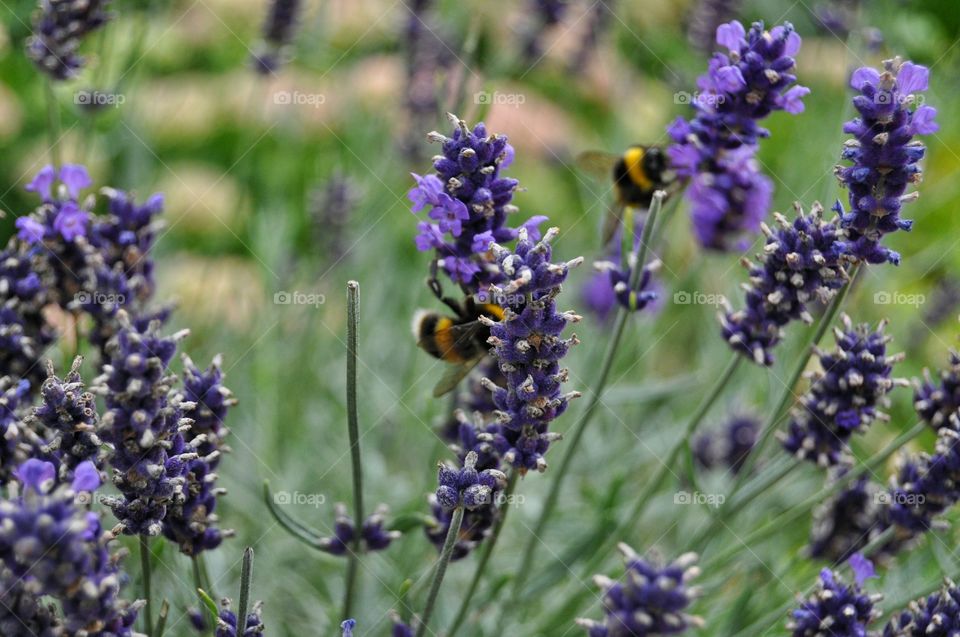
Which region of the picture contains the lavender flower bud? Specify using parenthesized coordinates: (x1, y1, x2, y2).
(884, 578, 960, 636)
(721, 203, 850, 366)
(836, 58, 938, 265)
(26, 0, 112, 80)
(809, 470, 888, 563)
(0, 376, 35, 483)
(314, 503, 400, 556)
(914, 353, 960, 432)
(425, 493, 499, 561)
(435, 451, 507, 510)
(692, 414, 759, 474)
(484, 229, 582, 473)
(577, 544, 702, 636)
(216, 598, 265, 636)
(886, 426, 960, 536)
(251, 0, 302, 74)
(788, 566, 881, 636)
(0, 576, 62, 636)
(0, 242, 56, 388)
(782, 316, 905, 467)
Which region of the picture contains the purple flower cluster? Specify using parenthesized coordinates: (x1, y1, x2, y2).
(782, 316, 904, 466)
(668, 20, 809, 250)
(886, 427, 960, 535)
(251, 0, 302, 74)
(836, 58, 938, 265)
(314, 503, 399, 556)
(692, 414, 759, 474)
(160, 355, 236, 555)
(884, 579, 960, 636)
(0, 376, 34, 483)
(0, 577, 62, 636)
(720, 203, 850, 366)
(216, 599, 266, 636)
(435, 451, 507, 510)
(96, 314, 197, 536)
(809, 471, 886, 563)
(29, 357, 105, 481)
(577, 544, 702, 637)
(482, 228, 582, 473)
(914, 352, 960, 432)
(0, 459, 141, 635)
(26, 0, 112, 80)
(788, 566, 880, 636)
(409, 115, 544, 288)
(0, 244, 55, 388)
(310, 172, 359, 265)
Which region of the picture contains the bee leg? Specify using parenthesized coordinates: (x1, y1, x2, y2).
(426, 260, 467, 317)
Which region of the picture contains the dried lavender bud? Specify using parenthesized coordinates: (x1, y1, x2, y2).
(0, 459, 141, 635)
(216, 598, 265, 636)
(425, 493, 499, 561)
(788, 566, 881, 636)
(577, 544, 702, 636)
(435, 451, 507, 510)
(914, 353, 960, 432)
(782, 316, 905, 466)
(314, 503, 400, 556)
(884, 578, 960, 636)
(668, 20, 808, 250)
(96, 313, 196, 536)
(30, 357, 105, 482)
(836, 58, 938, 265)
(251, 0, 301, 74)
(720, 203, 850, 366)
(483, 228, 582, 472)
(409, 115, 545, 289)
(26, 0, 112, 80)
(692, 414, 759, 474)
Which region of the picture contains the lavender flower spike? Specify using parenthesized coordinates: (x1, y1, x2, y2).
(313, 503, 400, 555)
(788, 566, 881, 636)
(836, 58, 938, 265)
(577, 543, 703, 636)
(914, 352, 960, 432)
(884, 578, 960, 636)
(720, 202, 850, 366)
(482, 227, 583, 473)
(26, 0, 112, 80)
(435, 451, 507, 510)
(251, 0, 302, 74)
(216, 598, 265, 636)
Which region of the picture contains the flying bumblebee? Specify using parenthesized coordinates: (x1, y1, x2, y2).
(413, 274, 505, 397)
(576, 145, 678, 245)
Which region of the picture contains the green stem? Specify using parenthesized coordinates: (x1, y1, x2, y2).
(695, 262, 863, 553)
(237, 548, 254, 636)
(509, 192, 665, 600)
(139, 536, 153, 636)
(415, 507, 464, 637)
(447, 472, 518, 637)
(344, 281, 364, 620)
(44, 80, 61, 170)
(191, 557, 210, 636)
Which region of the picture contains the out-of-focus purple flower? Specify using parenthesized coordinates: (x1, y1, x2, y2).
(593, 258, 661, 314)
(668, 20, 808, 250)
(341, 619, 356, 636)
(482, 228, 583, 473)
(0, 245, 56, 389)
(26, 0, 112, 80)
(568, 0, 614, 72)
(390, 613, 414, 637)
(693, 414, 759, 474)
(521, 0, 567, 62)
(15, 217, 45, 244)
(782, 316, 905, 467)
(788, 567, 880, 636)
(886, 426, 960, 536)
(0, 376, 35, 483)
(914, 352, 960, 432)
(836, 58, 937, 265)
(215, 598, 265, 636)
(435, 451, 507, 510)
(809, 471, 887, 563)
(686, 0, 741, 52)
(0, 576, 63, 636)
(310, 172, 359, 264)
(409, 115, 535, 289)
(884, 579, 960, 636)
(251, 0, 302, 74)
(721, 203, 850, 366)
(96, 312, 196, 536)
(313, 503, 401, 556)
(577, 544, 702, 636)
(0, 459, 142, 634)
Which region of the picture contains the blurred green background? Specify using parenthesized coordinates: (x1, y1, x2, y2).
(3, 0, 960, 634)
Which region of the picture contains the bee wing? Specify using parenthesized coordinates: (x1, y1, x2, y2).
(432, 355, 486, 397)
(575, 151, 618, 181)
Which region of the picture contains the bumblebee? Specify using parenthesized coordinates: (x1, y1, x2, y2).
(413, 273, 505, 397)
(576, 145, 677, 244)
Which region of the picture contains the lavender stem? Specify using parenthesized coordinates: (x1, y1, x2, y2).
(139, 536, 153, 636)
(415, 506, 464, 637)
(510, 191, 666, 600)
(447, 471, 519, 637)
(343, 280, 365, 620)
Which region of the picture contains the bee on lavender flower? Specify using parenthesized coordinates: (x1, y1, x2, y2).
(413, 268, 504, 397)
(576, 145, 680, 244)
